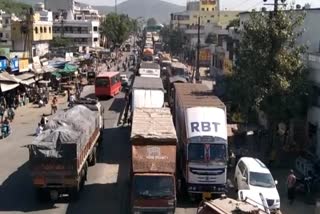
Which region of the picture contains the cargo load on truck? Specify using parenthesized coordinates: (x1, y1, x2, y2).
(130, 108, 177, 214)
(173, 83, 228, 200)
(131, 76, 164, 111)
(27, 105, 101, 201)
(138, 62, 161, 78)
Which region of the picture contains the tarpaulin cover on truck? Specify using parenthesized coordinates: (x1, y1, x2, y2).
(28, 105, 99, 159)
(131, 108, 177, 143)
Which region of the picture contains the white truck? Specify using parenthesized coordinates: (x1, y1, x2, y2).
(174, 83, 228, 200)
(138, 62, 161, 78)
(131, 76, 164, 111)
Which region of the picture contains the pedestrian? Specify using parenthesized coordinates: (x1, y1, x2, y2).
(287, 169, 296, 204)
(0, 105, 5, 123)
(51, 96, 58, 115)
(40, 114, 48, 127)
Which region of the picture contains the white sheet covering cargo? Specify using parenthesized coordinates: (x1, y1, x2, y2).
(131, 76, 164, 111)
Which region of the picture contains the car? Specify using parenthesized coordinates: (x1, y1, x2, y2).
(234, 157, 280, 212)
(120, 74, 129, 86)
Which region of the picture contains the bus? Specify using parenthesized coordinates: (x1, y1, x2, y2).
(95, 71, 121, 98)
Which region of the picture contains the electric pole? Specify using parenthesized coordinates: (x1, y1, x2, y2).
(195, 16, 200, 82)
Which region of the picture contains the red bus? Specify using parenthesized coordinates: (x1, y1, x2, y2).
(95, 71, 121, 97)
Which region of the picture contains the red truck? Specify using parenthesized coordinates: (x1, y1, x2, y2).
(130, 108, 177, 213)
(27, 104, 102, 201)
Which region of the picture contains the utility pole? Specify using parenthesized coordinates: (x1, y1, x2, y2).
(195, 16, 200, 82)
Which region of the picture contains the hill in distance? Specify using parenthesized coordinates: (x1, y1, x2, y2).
(15, 0, 185, 23)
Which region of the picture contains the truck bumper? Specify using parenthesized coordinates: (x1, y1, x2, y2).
(132, 206, 175, 214)
(187, 183, 227, 194)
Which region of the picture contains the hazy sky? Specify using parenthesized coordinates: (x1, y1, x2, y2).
(82, 0, 320, 10)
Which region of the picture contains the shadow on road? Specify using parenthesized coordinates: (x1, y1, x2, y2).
(0, 161, 57, 212)
(108, 98, 125, 113)
(67, 126, 131, 214)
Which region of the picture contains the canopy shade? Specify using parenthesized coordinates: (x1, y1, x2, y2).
(1, 83, 19, 92)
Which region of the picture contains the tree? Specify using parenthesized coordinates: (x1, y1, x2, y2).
(0, 0, 31, 17)
(101, 13, 134, 46)
(228, 8, 310, 128)
(226, 18, 240, 29)
(160, 25, 188, 55)
(147, 18, 157, 26)
(205, 33, 217, 44)
(50, 37, 73, 48)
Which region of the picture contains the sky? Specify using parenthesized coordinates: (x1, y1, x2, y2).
(81, 0, 320, 10)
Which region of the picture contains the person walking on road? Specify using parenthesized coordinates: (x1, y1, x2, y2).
(51, 96, 58, 115)
(287, 169, 296, 204)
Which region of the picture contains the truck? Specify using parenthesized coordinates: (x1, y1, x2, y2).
(130, 107, 177, 213)
(142, 48, 154, 61)
(27, 105, 102, 201)
(131, 76, 165, 111)
(138, 62, 161, 78)
(173, 83, 228, 199)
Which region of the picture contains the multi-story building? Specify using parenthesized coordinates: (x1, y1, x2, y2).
(11, 3, 53, 58)
(170, 0, 241, 47)
(0, 10, 20, 48)
(45, 0, 101, 52)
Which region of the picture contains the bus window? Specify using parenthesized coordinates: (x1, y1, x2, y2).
(96, 78, 110, 87)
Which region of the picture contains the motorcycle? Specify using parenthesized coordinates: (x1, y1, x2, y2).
(1, 124, 10, 139)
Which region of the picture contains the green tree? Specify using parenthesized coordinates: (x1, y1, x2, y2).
(226, 18, 240, 29)
(0, 0, 31, 17)
(101, 13, 134, 46)
(205, 33, 217, 44)
(228, 8, 310, 127)
(160, 25, 188, 55)
(50, 37, 74, 48)
(146, 17, 157, 26)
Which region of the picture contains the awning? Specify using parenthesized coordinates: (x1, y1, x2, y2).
(0, 83, 19, 92)
(20, 78, 35, 85)
(15, 72, 35, 81)
(0, 72, 19, 83)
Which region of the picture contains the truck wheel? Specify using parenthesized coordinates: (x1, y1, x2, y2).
(88, 147, 97, 166)
(35, 188, 49, 202)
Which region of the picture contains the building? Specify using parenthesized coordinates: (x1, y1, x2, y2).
(170, 0, 241, 48)
(45, 0, 101, 52)
(11, 3, 53, 58)
(0, 11, 20, 48)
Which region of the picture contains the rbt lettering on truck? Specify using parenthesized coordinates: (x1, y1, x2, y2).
(185, 107, 228, 197)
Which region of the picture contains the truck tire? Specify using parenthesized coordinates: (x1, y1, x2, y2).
(35, 188, 49, 202)
(88, 147, 97, 166)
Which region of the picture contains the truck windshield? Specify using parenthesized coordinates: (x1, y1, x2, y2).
(171, 68, 185, 76)
(134, 175, 174, 198)
(188, 137, 227, 162)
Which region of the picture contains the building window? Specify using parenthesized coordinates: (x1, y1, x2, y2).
(211, 15, 214, 18)
(201, 8, 204, 11)
(207, 20, 210, 23)
(35, 27, 38, 34)
(0, 33, 3, 38)
(93, 37, 98, 42)
(44, 27, 47, 33)
(224, 14, 228, 17)
(194, 15, 197, 18)
(5, 33, 8, 38)
(40, 27, 43, 33)
(93, 26, 98, 32)
(212, 8, 215, 11)
(207, 8, 209, 11)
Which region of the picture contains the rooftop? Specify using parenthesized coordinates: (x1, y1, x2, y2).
(131, 108, 177, 143)
(132, 76, 164, 90)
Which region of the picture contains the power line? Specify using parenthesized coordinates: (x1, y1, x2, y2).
(228, 0, 256, 10)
